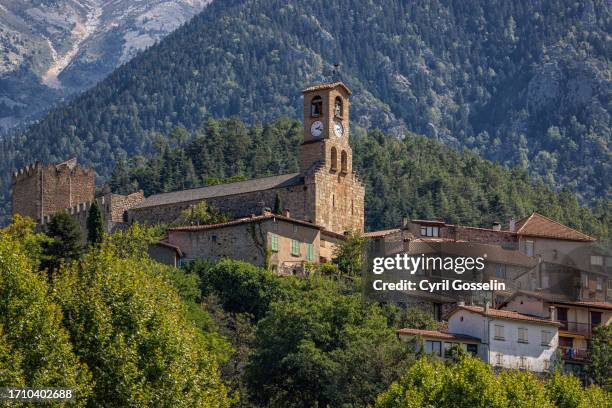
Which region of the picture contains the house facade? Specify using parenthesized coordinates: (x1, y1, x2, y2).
(447, 304, 560, 372)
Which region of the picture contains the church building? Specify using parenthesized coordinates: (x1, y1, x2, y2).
(127, 81, 365, 234)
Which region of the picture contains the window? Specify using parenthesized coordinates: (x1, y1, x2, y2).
(541, 330, 552, 346)
(519, 356, 527, 369)
(518, 327, 528, 343)
(608, 280, 612, 290)
(597, 277, 603, 290)
(606, 257, 612, 267)
(330, 147, 338, 171)
(544, 359, 550, 371)
(334, 96, 343, 117)
(591, 255, 604, 266)
(424, 340, 442, 356)
(310, 96, 322, 117)
(420, 226, 440, 237)
(443, 342, 455, 358)
(291, 240, 300, 256)
(525, 240, 534, 256)
(495, 264, 507, 279)
(582, 273, 589, 288)
(293, 224, 298, 234)
(494, 324, 505, 340)
(306, 243, 314, 262)
(496, 353, 503, 366)
(340, 150, 348, 173)
(212, 234, 218, 243)
(271, 233, 279, 252)
(466, 344, 478, 356)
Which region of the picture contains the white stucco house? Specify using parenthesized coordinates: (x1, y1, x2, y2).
(399, 302, 562, 372)
(446, 303, 561, 372)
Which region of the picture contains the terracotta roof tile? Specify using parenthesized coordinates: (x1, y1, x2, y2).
(453, 305, 561, 326)
(515, 212, 595, 242)
(363, 228, 401, 238)
(301, 81, 352, 95)
(503, 291, 612, 310)
(168, 213, 322, 232)
(397, 328, 480, 342)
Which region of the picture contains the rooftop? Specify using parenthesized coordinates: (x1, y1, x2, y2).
(502, 290, 612, 311)
(397, 328, 481, 342)
(451, 305, 561, 326)
(131, 173, 303, 209)
(302, 81, 352, 95)
(168, 213, 323, 232)
(363, 228, 401, 238)
(516, 212, 595, 242)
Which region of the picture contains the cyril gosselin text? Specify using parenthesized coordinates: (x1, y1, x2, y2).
(370, 253, 506, 292)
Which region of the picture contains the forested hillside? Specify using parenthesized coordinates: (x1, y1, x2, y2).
(108, 118, 611, 240)
(1, 0, 610, 218)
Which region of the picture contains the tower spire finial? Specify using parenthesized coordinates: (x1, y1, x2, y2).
(332, 63, 341, 82)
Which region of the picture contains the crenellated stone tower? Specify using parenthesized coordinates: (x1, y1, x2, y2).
(299, 82, 364, 233)
(11, 158, 95, 222)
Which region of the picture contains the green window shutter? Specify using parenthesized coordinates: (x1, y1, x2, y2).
(291, 239, 300, 256)
(271, 233, 279, 252)
(306, 243, 314, 261)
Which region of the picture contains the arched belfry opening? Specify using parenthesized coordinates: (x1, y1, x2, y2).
(331, 147, 338, 171)
(311, 96, 322, 117)
(340, 150, 348, 173)
(334, 96, 343, 118)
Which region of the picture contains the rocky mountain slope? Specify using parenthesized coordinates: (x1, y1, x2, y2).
(0, 0, 210, 131)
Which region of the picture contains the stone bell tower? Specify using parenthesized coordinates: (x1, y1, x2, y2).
(299, 82, 364, 233)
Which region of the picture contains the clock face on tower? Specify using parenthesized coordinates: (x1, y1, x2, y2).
(334, 121, 344, 137)
(310, 121, 323, 137)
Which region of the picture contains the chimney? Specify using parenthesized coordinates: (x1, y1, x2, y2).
(484, 301, 491, 314)
(492, 222, 501, 231)
(549, 306, 556, 321)
(402, 216, 409, 228)
(283, 208, 291, 218)
(508, 218, 516, 232)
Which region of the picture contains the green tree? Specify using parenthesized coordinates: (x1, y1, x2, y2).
(588, 325, 611, 391)
(273, 193, 283, 215)
(52, 229, 230, 407)
(246, 284, 411, 407)
(0, 221, 92, 405)
(333, 231, 368, 276)
(175, 201, 230, 226)
(86, 200, 104, 246)
(41, 211, 83, 272)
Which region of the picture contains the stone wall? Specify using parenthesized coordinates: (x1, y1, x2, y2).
(167, 217, 321, 273)
(128, 184, 311, 226)
(12, 159, 95, 221)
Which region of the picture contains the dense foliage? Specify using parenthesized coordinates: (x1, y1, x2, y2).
(0, 219, 231, 407)
(375, 357, 611, 408)
(588, 325, 611, 391)
(108, 119, 610, 240)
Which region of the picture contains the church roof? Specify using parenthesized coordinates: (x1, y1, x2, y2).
(515, 212, 595, 242)
(302, 81, 352, 95)
(131, 173, 303, 209)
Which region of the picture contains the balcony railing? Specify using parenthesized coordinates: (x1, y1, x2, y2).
(557, 320, 597, 337)
(559, 346, 589, 361)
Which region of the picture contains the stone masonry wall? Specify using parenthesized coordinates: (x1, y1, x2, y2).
(128, 184, 311, 226)
(12, 160, 94, 221)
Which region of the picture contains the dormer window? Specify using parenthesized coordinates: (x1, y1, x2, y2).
(334, 96, 343, 118)
(311, 96, 322, 117)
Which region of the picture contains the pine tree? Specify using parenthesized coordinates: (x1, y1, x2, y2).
(273, 193, 283, 215)
(41, 212, 83, 272)
(87, 201, 104, 246)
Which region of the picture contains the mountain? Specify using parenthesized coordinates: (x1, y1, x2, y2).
(0, 0, 210, 131)
(1, 0, 610, 220)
